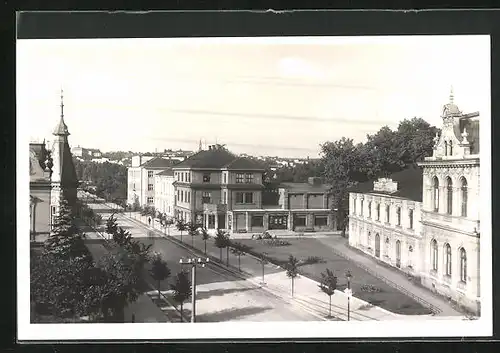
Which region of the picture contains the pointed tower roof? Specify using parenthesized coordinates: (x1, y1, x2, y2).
(53, 88, 70, 136)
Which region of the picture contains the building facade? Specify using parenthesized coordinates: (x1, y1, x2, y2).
(29, 91, 78, 240)
(348, 92, 481, 315)
(154, 169, 175, 217)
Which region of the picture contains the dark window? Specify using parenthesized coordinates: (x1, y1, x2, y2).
(433, 177, 440, 212)
(314, 216, 328, 226)
(245, 173, 254, 183)
(148, 183, 153, 191)
(223, 173, 227, 184)
(251, 215, 264, 227)
(461, 177, 468, 217)
(432, 239, 438, 271)
(445, 243, 452, 276)
(353, 199, 357, 214)
(147, 197, 154, 204)
(202, 192, 211, 204)
(222, 191, 227, 204)
(245, 192, 253, 204)
(446, 177, 453, 215)
(360, 200, 364, 216)
(368, 201, 372, 218)
(386, 205, 390, 223)
(396, 207, 401, 226)
(203, 173, 210, 183)
(148, 171, 154, 178)
(460, 248, 467, 283)
(236, 192, 244, 203)
(294, 216, 306, 227)
(376, 203, 380, 221)
(409, 209, 414, 229)
(236, 173, 244, 183)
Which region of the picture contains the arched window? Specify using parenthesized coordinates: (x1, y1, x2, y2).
(445, 243, 452, 276)
(460, 248, 467, 283)
(433, 177, 440, 212)
(431, 239, 438, 271)
(368, 201, 372, 218)
(386, 205, 390, 223)
(376, 203, 380, 221)
(408, 209, 414, 229)
(396, 207, 401, 226)
(449, 140, 453, 155)
(444, 141, 448, 156)
(446, 177, 453, 215)
(460, 177, 468, 217)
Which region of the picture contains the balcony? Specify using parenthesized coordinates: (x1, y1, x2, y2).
(422, 210, 480, 235)
(203, 203, 227, 213)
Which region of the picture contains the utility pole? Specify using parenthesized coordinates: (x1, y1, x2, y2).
(179, 257, 210, 323)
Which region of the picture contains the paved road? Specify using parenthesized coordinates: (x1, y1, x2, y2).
(82, 199, 319, 322)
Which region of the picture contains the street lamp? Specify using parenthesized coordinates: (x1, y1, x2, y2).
(344, 270, 353, 321)
(179, 257, 210, 323)
(258, 252, 268, 285)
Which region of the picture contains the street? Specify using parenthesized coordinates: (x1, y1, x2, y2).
(82, 196, 320, 322)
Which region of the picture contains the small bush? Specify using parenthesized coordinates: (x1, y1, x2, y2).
(360, 284, 382, 293)
(263, 239, 291, 247)
(301, 256, 326, 266)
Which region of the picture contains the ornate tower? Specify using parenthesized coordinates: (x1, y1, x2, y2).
(50, 89, 78, 221)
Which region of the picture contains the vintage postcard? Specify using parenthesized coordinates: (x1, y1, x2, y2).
(18, 33, 492, 340)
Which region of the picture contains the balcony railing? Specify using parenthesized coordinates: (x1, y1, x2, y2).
(422, 210, 480, 234)
(203, 203, 227, 213)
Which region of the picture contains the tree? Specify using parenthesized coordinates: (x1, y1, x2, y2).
(395, 117, 440, 166)
(200, 227, 210, 255)
(44, 197, 90, 260)
(132, 196, 141, 212)
(187, 222, 198, 248)
(113, 227, 133, 247)
(318, 269, 338, 318)
(176, 219, 188, 242)
(149, 253, 171, 299)
(230, 242, 251, 272)
(285, 255, 300, 297)
(214, 229, 229, 263)
(171, 270, 192, 322)
(105, 213, 119, 237)
(321, 138, 363, 237)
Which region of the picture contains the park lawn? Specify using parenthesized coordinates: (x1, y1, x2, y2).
(236, 238, 432, 315)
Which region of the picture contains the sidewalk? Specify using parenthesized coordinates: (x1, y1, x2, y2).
(127, 214, 465, 321)
(315, 236, 463, 317)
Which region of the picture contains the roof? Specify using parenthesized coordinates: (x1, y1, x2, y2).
(52, 116, 70, 136)
(347, 165, 423, 202)
(172, 148, 237, 169)
(279, 182, 332, 193)
(142, 157, 179, 169)
(60, 141, 79, 187)
(459, 115, 480, 154)
(222, 157, 266, 170)
(156, 169, 174, 176)
(29, 143, 50, 183)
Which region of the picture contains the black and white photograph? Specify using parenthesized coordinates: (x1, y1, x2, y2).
(18, 33, 492, 340)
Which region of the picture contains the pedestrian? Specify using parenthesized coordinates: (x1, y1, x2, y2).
(148, 217, 151, 226)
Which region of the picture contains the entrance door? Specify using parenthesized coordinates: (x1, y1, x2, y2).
(217, 214, 226, 229)
(375, 233, 381, 258)
(269, 215, 288, 230)
(396, 240, 401, 268)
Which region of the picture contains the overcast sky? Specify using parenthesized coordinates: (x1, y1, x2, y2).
(18, 35, 490, 158)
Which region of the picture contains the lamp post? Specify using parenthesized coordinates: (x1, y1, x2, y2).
(259, 252, 268, 285)
(344, 270, 352, 321)
(179, 257, 210, 323)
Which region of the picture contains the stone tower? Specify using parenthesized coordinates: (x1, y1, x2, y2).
(49, 89, 79, 222)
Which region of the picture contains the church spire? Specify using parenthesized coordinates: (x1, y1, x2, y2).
(53, 88, 70, 136)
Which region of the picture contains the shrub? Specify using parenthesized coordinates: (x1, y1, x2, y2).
(301, 256, 326, 266)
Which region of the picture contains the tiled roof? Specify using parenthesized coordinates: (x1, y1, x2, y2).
(156, 169, 174, 176)
(223, 157, 266, 170)
(172, 148, 237, 169)
(60, 141, 79, 187)
(348, 165, 423, 202)
(279, 182, 332, 193)
(142, 157, 179, 169)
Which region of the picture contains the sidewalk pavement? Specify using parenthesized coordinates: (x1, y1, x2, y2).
(126, 214, 465, 321)
(315, 236, 463, 317)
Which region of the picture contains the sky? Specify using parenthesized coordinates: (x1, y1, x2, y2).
(17, 35, 490, 158)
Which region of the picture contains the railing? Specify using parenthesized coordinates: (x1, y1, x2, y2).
(422, 211, 480, 234)
(332, 245, 442, 315)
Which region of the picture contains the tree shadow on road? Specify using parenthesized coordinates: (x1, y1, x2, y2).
(196, 306, 273, 322)
(196, 287, 257, 301)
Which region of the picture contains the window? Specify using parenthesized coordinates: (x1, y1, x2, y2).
(444, 141, 448, 156)
(408, 209, 414, 229)
(353, 199, 357, 214)
(314, 216, 328, 226)
(148, 171, 154, 178)
(235, 192, 253, 204)
(294, 216, 306, 227)
(187, 191, 190, 203)
(245, 173, 254, 183)
(449, 140, 453, 155)
(187, 173, 191, 183)
(148, 183, 153, 191)
(147, 197, 154, 204)
(460, 248, 467, 283)
(236, 173, 244, 183)
(251, 215, 264, 227)
(360, 199, 364, 216)
(376, 203, 380, 221)
(203, 173, 211, 183)
(133, 183, 136, 190)
(368, 201, 372, 218)
(433, 177, 440, 212)
(461, 177, 468, 217)
(222, 190, 227, 204)
(396, 207, 401, 226)
(431, 239, 438, 271)
(445, 243, 452, 276)
(177, 190, 180, 201)
(386, 205, 390, 223)
(446, 177, 453, 215)
(202, 192, 211, 204)
(181, 191, 184, 203)
(223, 173, 227, 184)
